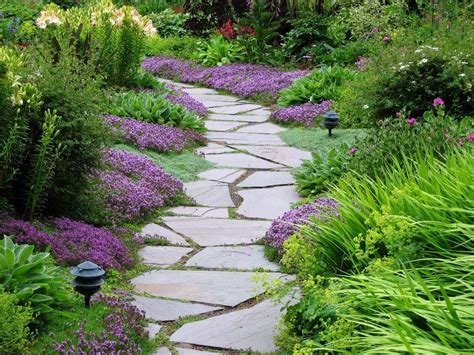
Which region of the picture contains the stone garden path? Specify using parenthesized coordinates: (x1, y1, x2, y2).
(131, 79, 310, 354)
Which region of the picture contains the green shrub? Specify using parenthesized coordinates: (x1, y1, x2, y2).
(109, 91, 205, 132)
(277, 66, 356, 107)
(0, 0, 42, 44)
(117, 0, 169, 15)
(0, 236, 70, 316)
(336, 27, 474, 126)
(0, 288, 33, 353)
(294, 144, 350, 198)
(145, 35, 200, 59)
(196, 35, 245, 67)
(150, 8, 189, 37)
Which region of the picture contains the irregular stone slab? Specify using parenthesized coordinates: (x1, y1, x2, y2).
(132, 270, 290, 306)
(153, 347, 172, 355)
(195, 143, 235, 155)
(157, 78, 194, 89)
(204, 153, 283, 170)
(186, 245, 279, 271)
(209, 113, 268, 123)
(184, 180, 234, 207)
(133, 296, 221, 322)
(205, 121, 245, 132)
(205, 132, 285, 146)
(146, 323, 162, 339)
(162, 217, 271, 246)
(237, 186, 300, 220)
(247, 108, 272, 116)
(237, 171, 294, 188)
(198, 168, 246, 184)
(231, 145, 311, 168)
(182, 88, 219, 95)
(169, 206, 229, 218)
(170, 298, 290, 352)
(139, 223, 189, 246)
(210, 104, 262, 115)
(139, 246, 192, 266)
(189, 94, 239, 102)
(236, 122, 287, 134)
(176, 348, 220, 355)
(199, 100, 238, 109)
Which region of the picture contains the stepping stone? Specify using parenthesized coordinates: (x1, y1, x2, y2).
(170, 298, 291, 352)
(153, 348, 172, 355)
(169, 206, 229, 218)
(131, 270, 291, 306)
(176, 348, 220, 355)
(133, 296, 221, 322)
(237, 171, 294, 188)
(199, 100, 238, 109)
(237, 186, 300, 220)
(184, 180, 234, 207)
(209, 113, 268, 123)
(146, 323, 162, 339)
(198, 168, 246, 184)
(195, 143, 234, 155)
(189, 94, 239, 102)
(162, 217, 271, 246)
(182, 88, 219, 95)
(205, 132, 286, 146)
(210, 104, 262, 115)
(205, 121, 245, 132)
(204, 153, 283, 170)
(139, 223, 189, 246)
(236, 122, 287, 134)
(186, 245, 279, 271)
(231, 145, 311, 168)
(139, 246, 192, 266)
(247, 108, 272, 116)
(157, 78, 194, 89)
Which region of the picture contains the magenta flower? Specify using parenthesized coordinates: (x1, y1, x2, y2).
(407, 117, 417, 126)
(433, 97, 445, 107)
(467, 133, 474, 143)
(457, 138, 463, 146)
(382, 35, 391, 43)
(349, 147, 358, 156)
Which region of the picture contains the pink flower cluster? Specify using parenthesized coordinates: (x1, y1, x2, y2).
(0, 218, 134, 270)
(103, 115, 206, 153)
(270, 101, 332, 126)
(97, 149, 183, 222)
(142, 56, 309, 99)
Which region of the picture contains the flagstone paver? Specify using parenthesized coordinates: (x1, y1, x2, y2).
(162, 217, 271, 246)
(237, 186, 301, 220)
(198, 168, 246, 183)
(231, 145, 312, 167)
(139, 223, 189, 246)
(184, 180, 234, 207)
(134, 78, 312, 353)
(139, 246, 192, 266)
(185, 245, 279, 271)
(237, 171, 295, 188)
(236, 122, 287, 134)
(146, 323, 163, 339)
(169, 206, 229, 218)
(132, 270, 292, 306)
(133, 296, 221, 322)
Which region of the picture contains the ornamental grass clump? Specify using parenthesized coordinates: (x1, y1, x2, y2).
(98, 149, 183, 222)
(264, 198, 338, 253)
(0, 218, 134, 270)
(271, 101, 332, 126)
(103, 115, 206, 153)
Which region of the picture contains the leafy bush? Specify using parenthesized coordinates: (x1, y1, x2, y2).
(294, 144, 350, 198)
(0, 288, 33, 353)
(150, 8, 189, 37)
(0, 236, 69, 315)
(117, 0, 169, 15)
(277, 66, 355, 107)
(196, 35, 245, 67)
(336, 29, 474, 126)
(145, 35, 200, 59)
(0, 0, 42, 44)
(108, 91, 205, 132)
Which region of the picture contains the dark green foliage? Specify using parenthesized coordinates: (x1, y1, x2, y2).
(0, 288, 33, 353)
(150, 8, 189, 37)
(197, 35, 245, 66)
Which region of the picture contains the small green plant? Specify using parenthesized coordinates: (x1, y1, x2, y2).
(150, 8, 189, 37)
(196, 35, 245, 67)
(278, 66, 356, 108)
(109, 91, 205, 132)
(0, 236, 69, 316)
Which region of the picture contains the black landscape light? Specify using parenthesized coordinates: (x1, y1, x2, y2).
(322, 111, 340, 137)
(71, 261, 105, 307)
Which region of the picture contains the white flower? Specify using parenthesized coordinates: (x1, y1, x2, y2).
(142, 19, 157, 36)
(459, 73, 466, 77)
(418, 58, 428, 65)
(414, 49, 422, 53)
(36, 9, 63, 29)
(110, 9, 125, 27)
(363, 105, 369, 109)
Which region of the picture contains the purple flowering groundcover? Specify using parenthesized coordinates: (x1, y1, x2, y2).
(264, 198, 339, 253)
(142, 56, 309, 99)
(166, 86, 208, 117)
(270, 101, 332, 127)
